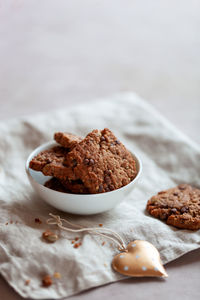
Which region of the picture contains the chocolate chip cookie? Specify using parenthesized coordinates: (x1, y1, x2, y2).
(44, 177, 88, 194)
(60, 178, 89, 194)
(54, 132, 82, 149)
(29, 128, 137, 194)
(63, 128, 137, 193)
(44, 177, 70, 193)
(29, 146, 75, 180)
(146, 184, 200, 230)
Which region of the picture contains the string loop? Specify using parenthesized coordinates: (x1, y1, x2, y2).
(47, 213, 127, 251)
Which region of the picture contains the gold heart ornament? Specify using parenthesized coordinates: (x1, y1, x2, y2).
(112, 240, 168, 278)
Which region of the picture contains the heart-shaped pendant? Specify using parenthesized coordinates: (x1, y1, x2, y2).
(112, 240, 168, 277)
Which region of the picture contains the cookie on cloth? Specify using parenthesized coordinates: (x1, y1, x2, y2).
(54, 132, 82, 149)
(63, 128, 137, 194)
(146, 184, 200, 230)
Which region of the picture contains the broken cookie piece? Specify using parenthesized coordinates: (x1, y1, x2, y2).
(54, 132, 82, 149)
(63, 128, 137, 193)
(60, 178, 89, 194)
(29, 146, 75, 180)
(44, 177, 70, 193)
(45, 177, 89, 194)
(29, 128, 137, 194)
(146, 184, 200, 230)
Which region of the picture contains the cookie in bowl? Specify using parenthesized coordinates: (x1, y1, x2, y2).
(26, 128, 142, 214)
(29, 128, 137, 194)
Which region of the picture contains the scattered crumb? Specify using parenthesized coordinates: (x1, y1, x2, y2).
(110, 243, 113, 247)
(5, 222, 8, 225)
(42, 275, 52, 287)
(35, 218, 42, 224)
(71, 240, 75, 244)
(101, 241, 106, 246)
(74, 242, 82, 248)
(25, 279, 30, 285)
(54, 272, 61, 279)
(104, 263, 108, 267)
(15, 221, 18, 224)
(10, 220, 13, 224)
(42, 230, 58, 243)
(99, 223, 103, 227)
(75, 237, 79, 241)
(42, 230, 52, 238)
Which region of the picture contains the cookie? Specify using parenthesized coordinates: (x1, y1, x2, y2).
(60, 179, 89, 194)
(44, 177, 70, 193)
(29, 146, 75, 180)
(54, 132, 82, 149)
(146, 184, 200, 230)
(63, 128, 137, 193)
(44, 177, 88, 194)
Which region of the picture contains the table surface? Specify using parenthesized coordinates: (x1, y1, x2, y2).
(0, 1, 200, 299)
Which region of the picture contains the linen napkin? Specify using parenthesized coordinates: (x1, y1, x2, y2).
(0, 93, 199, 299)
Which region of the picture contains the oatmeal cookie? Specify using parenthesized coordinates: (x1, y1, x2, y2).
(63, 128, 137, 193)
(29, 146, 75, 179)
(44, 177, 70, 193)
(146, 184, 200, 230)
(54, 132, 82, 149)
(59, 179, 88, 194)
(44, 177, 88, 194)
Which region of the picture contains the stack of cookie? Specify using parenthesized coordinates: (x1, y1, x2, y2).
(29, 128, 137, 194)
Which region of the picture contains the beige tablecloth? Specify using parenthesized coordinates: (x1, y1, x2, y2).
(0, 93, 199, 299)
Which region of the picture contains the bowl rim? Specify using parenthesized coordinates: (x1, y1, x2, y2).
(25, 141, 142, 197)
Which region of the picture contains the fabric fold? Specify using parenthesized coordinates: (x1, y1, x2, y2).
(0, 93, 199, 299)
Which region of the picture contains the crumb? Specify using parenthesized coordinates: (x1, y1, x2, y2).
(101, 241, 106, 246)
(42, 230, 52, 238)
(25, 279, 30, 285)
(15, 221, 18, 224)
(104, 263, 108, 267)
(54, 272, 61, 279)
(5, 222, 8, 225)
(71, 240, 75, 244)
(75, 237, 79, 241)
(42, 230, 58, 243)
(42, 275, 52, 287)
(35, 218, 42, 224)
(73, 242, 82, 248)
(10, 220, 13, 224)
(99, 223, 103, 227)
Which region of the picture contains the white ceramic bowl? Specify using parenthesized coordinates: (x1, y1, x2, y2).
(25, 141, 142, 215)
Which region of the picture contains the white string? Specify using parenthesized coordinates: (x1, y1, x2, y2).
(47, 213, 127, 251)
